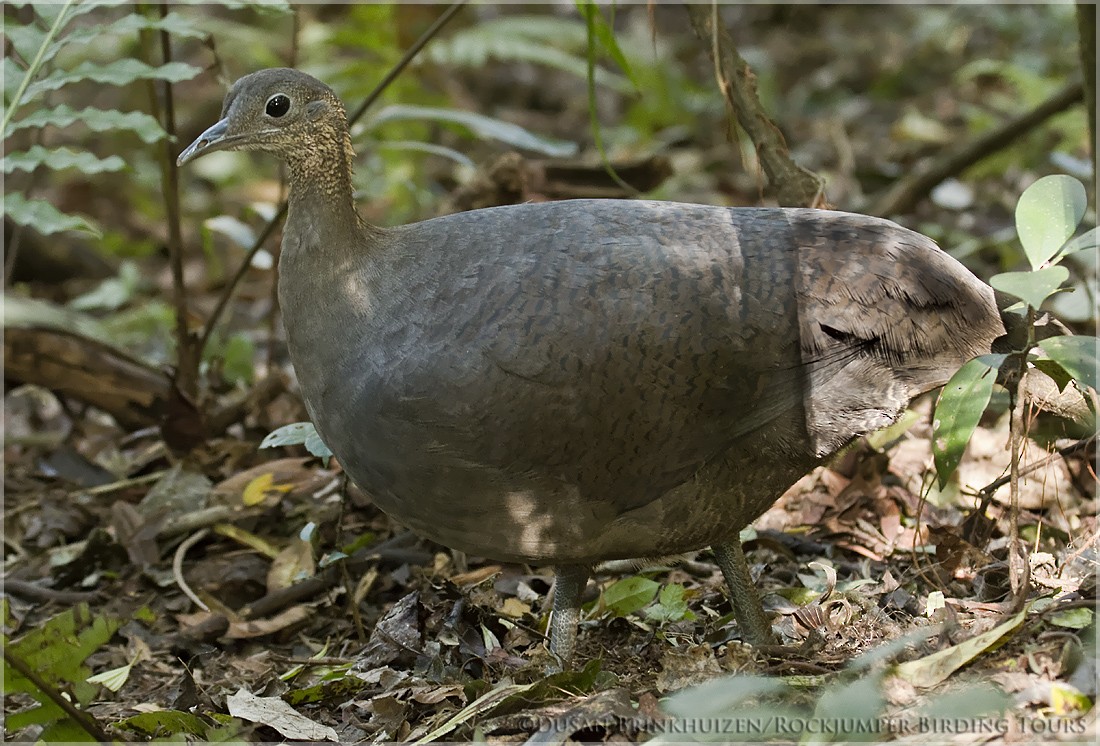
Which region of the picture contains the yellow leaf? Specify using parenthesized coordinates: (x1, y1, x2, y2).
(242, 472, 292, 506)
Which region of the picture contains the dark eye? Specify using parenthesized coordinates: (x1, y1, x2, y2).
(265, 94, 290, 118)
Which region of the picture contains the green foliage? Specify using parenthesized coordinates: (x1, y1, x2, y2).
(603, 576, 660, 617)
(1037, 336, 1098, 392)
(3, 603, 121, 733)
(366, 105, 578, 158)
(423, 14, 632, 93)
(934, 174, 1097, 489)
(645, 583, 696, 624)
(113, 710, 213, 738)
(1014, 175, 1089, 269)
(4, 1, 202, 237)
(932, 356, 1004, 489)
(600, 576, 695, 624)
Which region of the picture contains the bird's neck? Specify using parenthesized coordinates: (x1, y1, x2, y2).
(282, 129, 382, 252)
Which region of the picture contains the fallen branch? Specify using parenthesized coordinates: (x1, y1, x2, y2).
(872, 79, 1084, 216)
(684, 3, 825, 208)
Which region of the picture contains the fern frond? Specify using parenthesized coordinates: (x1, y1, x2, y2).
(5, 192, 102, 237)
(5, 105, 167, 144)
(5, 145, 127, 175)
(4, 1, 203, 238)
(23, 59, 201, 100)
(423, 16, 631, 93)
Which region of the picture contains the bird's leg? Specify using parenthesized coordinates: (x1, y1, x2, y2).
(713, 540, 775, 645)
(547, 565, 590, 671)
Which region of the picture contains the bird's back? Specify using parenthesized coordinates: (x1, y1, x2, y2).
(280, 201, 1002, 562)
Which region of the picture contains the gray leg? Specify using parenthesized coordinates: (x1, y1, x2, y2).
(547, 565, 590, 671)
(713, 540, 774, 645)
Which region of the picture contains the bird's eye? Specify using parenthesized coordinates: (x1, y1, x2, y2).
(265, 94, 291, 118)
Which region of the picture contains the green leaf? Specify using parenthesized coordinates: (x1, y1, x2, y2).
(1050, 607, 1094, 629)
(5, 105, 167, 143)
(602, 576, 659, 617)
(23, 59, 201, 100)
(1061, 227, 1099, 257)
(5, 22, 49, 65)
(216, 333, 256, 386)
(1037, 335, 1098, 391)
(576, 1, 639, 89)
(4, 145, 126, 174)
(1015, 174, 1087, 269)
(53, 11, 206, 52)
(932, 354, 1006, 489)
(68, 261, 142, 311)
(645, 583, 696, 623)
(113, 710, 211, 738)
(989, 266, 1069, 311)
(896, 606, 1028, 688)
(367, 104, 578, 158)
(3, 604, 121, 731)
(4, 192, 101, 236)
(423, 17, 632, 94)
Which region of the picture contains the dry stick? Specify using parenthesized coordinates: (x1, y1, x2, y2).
(1007, 309, 1038, 611)
(2, 579, 101, 604)
(872, 80, 1085, 217)
(3, 645, 111, 743)
(684, 2, 824, 208)
(177, 534, 431, 643)
(196, 0, 468, 357)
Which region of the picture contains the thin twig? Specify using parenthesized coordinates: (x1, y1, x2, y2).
(173, 528, 211, 612)
(1, 579, 101, 604)
(196, 0, 468, 356)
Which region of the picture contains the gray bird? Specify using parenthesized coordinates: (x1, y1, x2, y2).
(178, 68, 1004, 667)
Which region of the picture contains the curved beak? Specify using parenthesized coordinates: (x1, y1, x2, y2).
(177, 118, 230, 166)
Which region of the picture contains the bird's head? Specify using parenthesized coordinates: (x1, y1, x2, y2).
(177, 68, 348, 167)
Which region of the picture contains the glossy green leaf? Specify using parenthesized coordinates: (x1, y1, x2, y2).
(1015, 174, 1087, 269)
(602, 576, 659, 616)
(1037, 335, 1098, 391)
(989, 266, 1069, 311)
(932, 354, 1006, 489)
